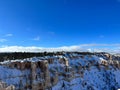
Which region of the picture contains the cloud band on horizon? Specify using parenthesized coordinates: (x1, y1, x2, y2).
(0, 44, 120, 53)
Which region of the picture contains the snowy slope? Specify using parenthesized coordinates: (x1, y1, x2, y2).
(52, 67, 120, 90)
(0, 52, 120, 90)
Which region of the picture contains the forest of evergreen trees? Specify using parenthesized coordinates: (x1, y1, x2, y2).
(0, 51, 106, 62)
(0, 52, 53, 62)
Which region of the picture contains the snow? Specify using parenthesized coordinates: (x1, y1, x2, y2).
(51, 53, 120, 90)
(0, 52, 120, 90)
(53, 66, 120, 90)
(0, 66, 22, 87)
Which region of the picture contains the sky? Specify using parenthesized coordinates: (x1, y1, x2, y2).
(0, 0, 120, 52)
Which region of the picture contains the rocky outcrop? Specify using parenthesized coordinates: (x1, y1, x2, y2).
(0, 81, 15, 90)
(0, 52, 120, 90)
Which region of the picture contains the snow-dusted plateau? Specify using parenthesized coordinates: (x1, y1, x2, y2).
(0, 52, 120, 90)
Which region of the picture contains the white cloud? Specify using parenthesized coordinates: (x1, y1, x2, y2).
(5, 34, 13, 37)
(0, 46, 81, 52)
(79, 44, 120, 47)
(33, 36, 40, 41)
(0, 39, 7, 42)
(0, 44, 120, 53)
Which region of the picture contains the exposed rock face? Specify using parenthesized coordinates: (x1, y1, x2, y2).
(0, 81, 15, 90)
(0, 52, 120, 90)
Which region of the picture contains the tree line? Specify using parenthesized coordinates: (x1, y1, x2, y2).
(0, 51, 106, 62)
(0, 52, 55, 62)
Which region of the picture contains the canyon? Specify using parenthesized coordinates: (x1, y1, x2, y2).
(0, 52, 120, 90)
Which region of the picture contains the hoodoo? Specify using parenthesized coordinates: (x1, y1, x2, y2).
(0, 52, 120, 90)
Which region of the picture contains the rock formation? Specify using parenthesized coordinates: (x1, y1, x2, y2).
(0, 52, 120, 90)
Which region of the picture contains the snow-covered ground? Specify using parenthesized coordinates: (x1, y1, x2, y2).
(0, 52, 120, 90)
(52, 67, 120, 90)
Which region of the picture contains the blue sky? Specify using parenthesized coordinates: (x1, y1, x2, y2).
(0, 0, 120, 52)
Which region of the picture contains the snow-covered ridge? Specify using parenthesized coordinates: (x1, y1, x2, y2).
(0, 52, 120, 90)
